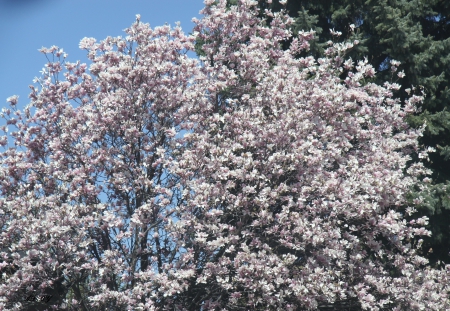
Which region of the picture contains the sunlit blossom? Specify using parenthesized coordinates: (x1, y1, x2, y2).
(0, 0, 448, 310)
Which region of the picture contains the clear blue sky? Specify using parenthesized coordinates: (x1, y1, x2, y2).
(0, 0, 204, 112)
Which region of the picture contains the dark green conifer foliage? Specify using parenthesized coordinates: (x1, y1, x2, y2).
(195, 0, 450, 268)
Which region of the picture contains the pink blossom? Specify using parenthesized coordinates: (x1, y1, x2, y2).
(0, 1, 448, 310)
(6, 95, 18, 106)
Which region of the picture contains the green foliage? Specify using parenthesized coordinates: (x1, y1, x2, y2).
(405, 181, 450, 266)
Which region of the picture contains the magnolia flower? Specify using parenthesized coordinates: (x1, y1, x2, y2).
(6, 95, 18, 106)
(330, 28, 342, 36)
(1, 1, 447, 310)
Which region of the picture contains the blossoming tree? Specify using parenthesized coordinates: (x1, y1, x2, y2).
(1, 0, 449, 310)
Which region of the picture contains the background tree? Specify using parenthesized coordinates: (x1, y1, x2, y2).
(202, 0, 450, 268)
(1, 1, 449, 310)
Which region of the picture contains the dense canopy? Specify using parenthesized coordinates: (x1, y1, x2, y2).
(0, 0, 449, 310)
(223, 0, 450, 268)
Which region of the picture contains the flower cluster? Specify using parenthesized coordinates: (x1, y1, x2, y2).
(0, 0, 448, 310)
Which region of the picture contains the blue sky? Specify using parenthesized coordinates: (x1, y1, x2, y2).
(0, 0, 204, 112)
